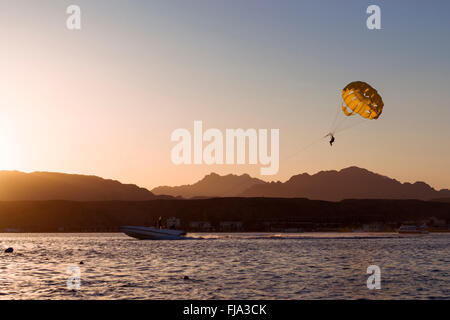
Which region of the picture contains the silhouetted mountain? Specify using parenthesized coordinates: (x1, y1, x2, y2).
(151, 172, 266, 198)
(241, 167, 450, 201)
(152, 167, 450, 201)
(0, 171, 159, 201)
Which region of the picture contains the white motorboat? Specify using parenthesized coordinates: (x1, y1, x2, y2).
(121, 226, 187, 240)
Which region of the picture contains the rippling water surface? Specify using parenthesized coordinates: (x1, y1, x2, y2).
(0, 233, 448, 299)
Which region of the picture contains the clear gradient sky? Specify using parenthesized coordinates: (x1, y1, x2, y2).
(1, 0, 449, 190)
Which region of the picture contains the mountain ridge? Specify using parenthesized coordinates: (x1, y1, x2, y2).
(152, 172, 266, 198)
(1, 167, 448, 202)
(0, 170, 160, 201)
(152, 166, 450, 201)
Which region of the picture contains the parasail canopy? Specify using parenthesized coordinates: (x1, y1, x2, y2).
(341, 81, 383, 120)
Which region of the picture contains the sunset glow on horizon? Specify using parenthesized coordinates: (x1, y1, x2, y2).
(1, 0, 450, 190)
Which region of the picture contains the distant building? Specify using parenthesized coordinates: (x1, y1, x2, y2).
(189, 221, 212, 231)
(362, 223, 385, 232)
(220, 221, 243, 232)
(284, 228, 302, 233)
(166, 217, 181, 229)
(262, 218, 315, 232)
(426, 217, 449, 231)
(428, 217, 446, 227)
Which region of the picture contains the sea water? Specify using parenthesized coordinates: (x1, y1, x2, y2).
(0, 233, 448, 299)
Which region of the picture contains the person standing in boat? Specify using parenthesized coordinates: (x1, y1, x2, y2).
(157, 216, 163, 229)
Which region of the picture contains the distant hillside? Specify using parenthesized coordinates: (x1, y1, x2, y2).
(152, 167, 450, 201)
(3, 167, 448, 202)
(0, 198, 449, 232)
(240, 167, 450, 201)
(151, 173, 266, 198)
(0, 171, 158, 201)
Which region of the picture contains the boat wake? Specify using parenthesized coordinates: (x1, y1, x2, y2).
(184, 233, 401, 241)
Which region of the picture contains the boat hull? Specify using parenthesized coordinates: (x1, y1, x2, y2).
(121, 226, 186, 240)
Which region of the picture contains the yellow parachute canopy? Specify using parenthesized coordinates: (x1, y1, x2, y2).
(341, 81, 383, 120)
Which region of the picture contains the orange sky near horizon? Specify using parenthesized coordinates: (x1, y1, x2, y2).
(1, 1, 449, 191)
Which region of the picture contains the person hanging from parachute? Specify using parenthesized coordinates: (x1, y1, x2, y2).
(285, 81, 384, 160)
(329, 134, 335, 146)
(324, 133, 335, 146)
(325, 81, 384, 146)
